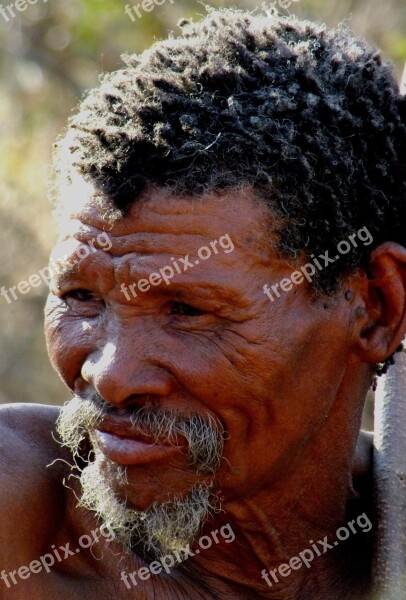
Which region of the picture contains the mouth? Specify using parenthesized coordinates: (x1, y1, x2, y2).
(92, 415, 186, 466)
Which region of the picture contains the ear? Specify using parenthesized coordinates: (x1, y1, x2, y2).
(352, 242, 406, 364)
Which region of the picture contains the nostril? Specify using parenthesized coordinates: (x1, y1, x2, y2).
(73, 376, 90, 395)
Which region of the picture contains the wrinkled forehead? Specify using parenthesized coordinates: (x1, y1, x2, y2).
(54, 176, 276, 256)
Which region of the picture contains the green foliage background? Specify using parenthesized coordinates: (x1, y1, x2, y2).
(0, 0, 405, 409)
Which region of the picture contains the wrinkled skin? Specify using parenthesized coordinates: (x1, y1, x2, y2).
(1, 186, 406, 600)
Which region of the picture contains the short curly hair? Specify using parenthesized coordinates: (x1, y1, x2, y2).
(54, 7, 406, 297)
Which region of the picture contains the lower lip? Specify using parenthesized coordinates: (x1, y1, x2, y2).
(94, 430, 183, 466)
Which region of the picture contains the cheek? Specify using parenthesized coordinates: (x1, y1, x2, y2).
(164, 329, 277, 483)
(45, 297, 92, 390)
(194, 315, 348, 493)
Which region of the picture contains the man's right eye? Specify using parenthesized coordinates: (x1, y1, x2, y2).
(64, 289, 96, 302)
(61, 289, 104, 315)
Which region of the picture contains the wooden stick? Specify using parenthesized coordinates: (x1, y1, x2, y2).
(373, 345, 406, 599)
(401, 63, 406, 96)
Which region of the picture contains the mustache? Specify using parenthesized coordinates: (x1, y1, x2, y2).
(56, 394, 226, 474)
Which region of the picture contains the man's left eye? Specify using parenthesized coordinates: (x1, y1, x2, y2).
(170, 302, 205, 317)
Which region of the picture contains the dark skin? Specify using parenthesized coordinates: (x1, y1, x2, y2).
(1, 185, 406, 599)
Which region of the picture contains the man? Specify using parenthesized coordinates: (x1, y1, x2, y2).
(1, 7, 406, 599)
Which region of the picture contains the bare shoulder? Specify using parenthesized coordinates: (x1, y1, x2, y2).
(0, 402, 64, 469)
(0, 403, 71, 561)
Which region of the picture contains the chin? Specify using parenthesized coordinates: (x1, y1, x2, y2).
(77, 452, 219, 557)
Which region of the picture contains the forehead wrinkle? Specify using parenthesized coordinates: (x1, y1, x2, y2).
(57, 225, 223, 261)
(59, 217, 220, 255)
(56, 219, 107, 241)
(105, 232, 216, 258)
(70, 208, 234, 239)
(57, 191, 277, 277)
(70, 230, 232, 258)
(65, 196, 269, 249)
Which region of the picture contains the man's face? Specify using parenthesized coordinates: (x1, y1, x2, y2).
(45, 184, 355, 550)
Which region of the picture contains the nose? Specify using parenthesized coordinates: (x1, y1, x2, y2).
(81, 340, 175, 409)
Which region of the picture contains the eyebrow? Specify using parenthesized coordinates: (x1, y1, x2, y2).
(50, 251, 106, 288)
(53, 260, 250, 308)
(51, 260, 81, 280)
(141, 275, 257, 317)
(50, 241, 254, 307)
(156, 279, 249, 308)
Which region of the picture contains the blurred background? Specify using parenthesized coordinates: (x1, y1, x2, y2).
(0, 0, 405, 422)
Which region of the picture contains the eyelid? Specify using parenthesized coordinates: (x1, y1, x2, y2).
(62, 288, 97, 300)
(170, 301, 206, 317)
(59, 289, 104, 318)
(62, 289, 104, 308)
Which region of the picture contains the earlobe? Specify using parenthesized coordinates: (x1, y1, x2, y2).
(353, 242, 406, 365)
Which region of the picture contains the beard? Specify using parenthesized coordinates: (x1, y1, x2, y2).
(56, 395, 225, 560)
